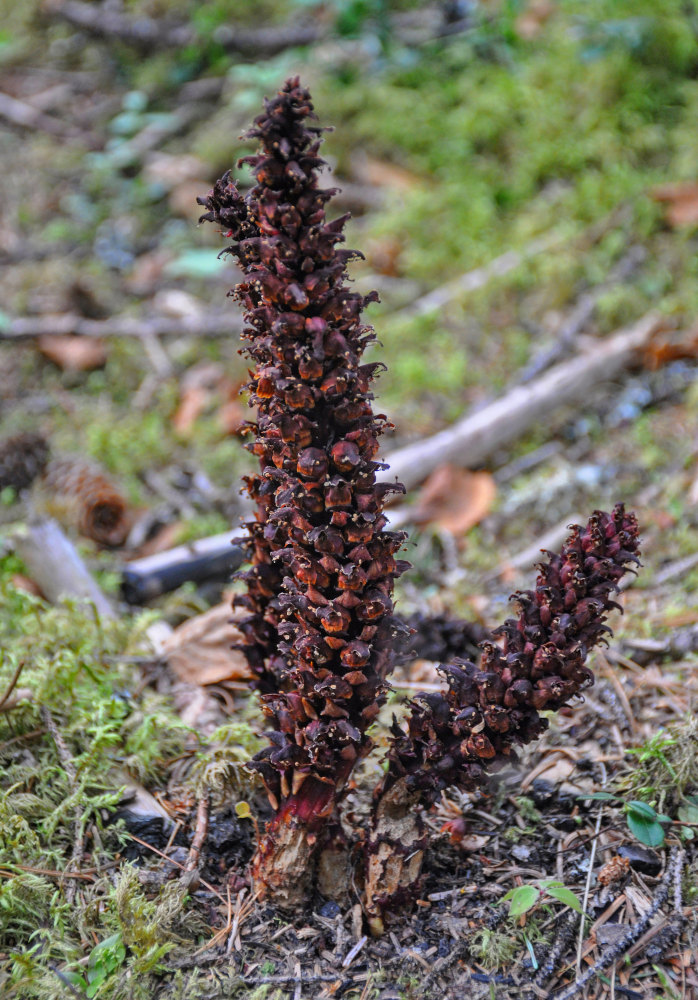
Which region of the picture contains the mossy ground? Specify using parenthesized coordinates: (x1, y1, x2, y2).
(1, 1, 698, 997)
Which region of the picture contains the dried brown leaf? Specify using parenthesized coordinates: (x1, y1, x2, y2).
(218, 398, 246, 436)
(37, 334, 108, 372)
(515, 0, 555, 39)
(172, 362, 226, 434)
(173, 385, 209, 435)
(642, 327, 698, 370)
(650, 181, 698, 227)
(413, 465, 496, 535)
(351, 153, 421, 191)
(162, 603, 252, 686)
(11, 573, 43, 597)
(132, 521, 184, 559)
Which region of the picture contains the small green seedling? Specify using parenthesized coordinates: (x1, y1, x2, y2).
(64, 933, 126, 998)
(584, 792, 672, 847)
(501, 879, 583, 918)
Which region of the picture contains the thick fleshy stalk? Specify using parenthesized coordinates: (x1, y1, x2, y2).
(365, 504, 640, 933)
(198, 78, 408, 903)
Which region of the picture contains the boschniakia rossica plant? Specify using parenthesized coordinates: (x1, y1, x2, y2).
(198, 77, 409, 905)
(198, 78, 642, 930)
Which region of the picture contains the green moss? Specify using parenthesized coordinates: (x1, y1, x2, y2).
(468, 925, 518, 970)
(0, 570, 210, 999)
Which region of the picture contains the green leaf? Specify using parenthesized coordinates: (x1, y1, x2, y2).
(626, 800, 658, 820)
(626, 813, 665, 847)
(235, 801, 251, 819)
(581, 791, 616, 801)
(505, 884, 540, 916)
(86, 976, 106, 998)
(678, 796, 698, 826)
(165, 249, 228, 278)
(63, 972, 88, 991)
(545, 886, 583, 913)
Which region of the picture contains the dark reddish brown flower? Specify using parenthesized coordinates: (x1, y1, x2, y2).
(198, 77, 407, 904)
(365, 504, 640, 932)
(384, 505, 639, 798)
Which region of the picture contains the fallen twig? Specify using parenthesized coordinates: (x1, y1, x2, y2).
(487, 513, 584, 579)
(10, 518, 116, 618)
(0, 660, 26, 711)
(45, 0, 476, 57)
(1, 311, 241, 341)
(619, 624, 698, 665)
(184, 793, 210, 874)
(121, 532, 245, 604)
(393, 232, 560, 320)
(342, 936, 367, 968)
(551, 846, 685, 1000)
(45, 0, 322, 54)
(653, 550, 698, 585)
(517, 246, 646, 384)
(383, 313, 666, 491)
(0, 89, 83, 139)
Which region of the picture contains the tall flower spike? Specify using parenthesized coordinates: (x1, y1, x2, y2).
(198, 78, 408, 904)
(365, 504, 640, 934)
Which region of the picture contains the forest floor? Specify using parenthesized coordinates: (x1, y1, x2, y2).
(1, 2, 698, 998)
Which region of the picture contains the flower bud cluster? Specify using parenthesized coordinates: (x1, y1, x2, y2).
(198, 78, 408, 808)
(384, 505, 640, 803)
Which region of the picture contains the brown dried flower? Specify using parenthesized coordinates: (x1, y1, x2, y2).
(365, 504, 640, 931)
(198, 77, 408, 902)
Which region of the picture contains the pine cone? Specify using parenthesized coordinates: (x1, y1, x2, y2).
(43, 456, 131, 547)
(0, 432, 49, 493)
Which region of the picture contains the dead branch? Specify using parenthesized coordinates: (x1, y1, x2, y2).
(121, 532, 245, 604)
(393, 232, 560, 320)
(518, 245, 647, 384)
(551, 846, 685, 1000)
(0, 660, 27, 711)
(111, 102, 204, 164)
(622, 624, 698, 664)
(10, 518, 116, 619)
(44, 0, 322, 53)
(44, 0, 474, 57)
(184, 794, 210, 875)
(383, 313, 665, 492)
(1, 311, 241, 341)
(0, 90, 82, 139)
(486, 513, 584, 579)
